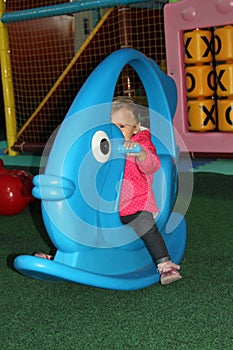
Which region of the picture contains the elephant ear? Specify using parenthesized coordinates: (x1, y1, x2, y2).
(66, 48, 177, 158)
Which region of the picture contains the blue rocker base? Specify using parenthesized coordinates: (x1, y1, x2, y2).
(14, 49, 187, 290)
(14, 213, 186, 290)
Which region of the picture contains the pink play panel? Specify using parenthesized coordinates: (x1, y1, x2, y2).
(164, 0, 233, 155)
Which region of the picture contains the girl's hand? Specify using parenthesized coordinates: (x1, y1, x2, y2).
(124, 141, 146, 161)
(124, 140, 139, 150)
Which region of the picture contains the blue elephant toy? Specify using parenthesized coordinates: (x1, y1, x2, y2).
(14, 49, 186, 290)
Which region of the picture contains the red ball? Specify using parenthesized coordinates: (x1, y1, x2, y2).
(0, 160, 35, 215)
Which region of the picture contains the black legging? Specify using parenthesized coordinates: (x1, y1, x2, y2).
(120, 211, 170, 266)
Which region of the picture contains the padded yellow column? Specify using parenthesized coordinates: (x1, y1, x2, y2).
(0, 0, 18, 155)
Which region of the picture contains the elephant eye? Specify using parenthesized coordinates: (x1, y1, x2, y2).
(91, 131, 111, 163)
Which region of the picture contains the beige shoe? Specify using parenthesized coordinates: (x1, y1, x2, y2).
(34, 252, 54, 260)
(160, 267, 182, 285)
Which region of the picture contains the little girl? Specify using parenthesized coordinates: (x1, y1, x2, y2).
(111, 96, 182, 285)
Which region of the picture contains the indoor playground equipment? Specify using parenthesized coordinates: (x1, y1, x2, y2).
(14, 48, 187, 290)
(164, 0, 233, 155)
(0, 159, 34, 215)
(0, 0, 167, 155)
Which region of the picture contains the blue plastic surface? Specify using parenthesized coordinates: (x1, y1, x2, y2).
(14, 49, 186, 290)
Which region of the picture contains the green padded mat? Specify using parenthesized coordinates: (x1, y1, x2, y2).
(0, 141, 41, 168)
(193, 159, 233, 175)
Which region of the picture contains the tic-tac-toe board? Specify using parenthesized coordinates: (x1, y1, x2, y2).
(164, 0, 233, 155)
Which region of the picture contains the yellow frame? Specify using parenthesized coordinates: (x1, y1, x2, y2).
(0, 0, 17, 155)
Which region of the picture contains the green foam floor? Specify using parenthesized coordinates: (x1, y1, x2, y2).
(0, 141, 41, 168)
(193, 159, 233, 175)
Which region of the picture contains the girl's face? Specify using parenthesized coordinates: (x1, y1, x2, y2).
(111, 107, 139, 140)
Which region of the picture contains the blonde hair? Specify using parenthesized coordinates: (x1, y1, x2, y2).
(112, 96, 140, 125)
